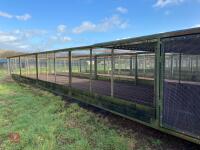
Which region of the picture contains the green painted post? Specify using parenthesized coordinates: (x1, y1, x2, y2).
(54, 52, 56, 83)
(46, 53, 48, 81)
(170, 54, 173, 78)
(79, 59, 82, 73)
(68, 51, 72, 95)
(35, 54, 39, 80)
(111, 48, 114, 97)
(89, 48, 93, 93)
(19, 56, 22, 76)
(179, 53, 182, 83)
(104, 57, 106, 74)
(130, 56, 133, 75)
(8, 58, 11, 75)
(155, 38, 163, 127)
(135, 54, 138, 85)
(27, 57, 30, 76)
(94, 55, 98, 79)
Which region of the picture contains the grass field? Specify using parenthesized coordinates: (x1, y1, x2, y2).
(0, 69, 199, 150)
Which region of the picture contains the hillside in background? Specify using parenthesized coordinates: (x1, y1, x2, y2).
(0, 50, 25, 58)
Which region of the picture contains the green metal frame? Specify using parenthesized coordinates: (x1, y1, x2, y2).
(7, 27, 200, 145)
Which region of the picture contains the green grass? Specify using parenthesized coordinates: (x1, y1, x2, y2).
(0, 69, 194, 150)
(0, 69, 134, 150)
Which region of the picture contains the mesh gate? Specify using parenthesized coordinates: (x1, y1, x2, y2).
(162, 34, 200, 138)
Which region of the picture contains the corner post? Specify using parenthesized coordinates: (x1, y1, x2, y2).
(111, 48, 114, 97)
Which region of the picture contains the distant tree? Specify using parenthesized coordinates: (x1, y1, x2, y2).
(0, 50, 25, 58)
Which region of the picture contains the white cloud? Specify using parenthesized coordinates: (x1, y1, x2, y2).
(16, 13, 31, 21)
(73, 15, 128, 34)
(62, 36, 71, 42)
(0, 11, 31, 21)
(0, 33, 17, 43)
(192, 24, 200, 28)
(154, 0, 184, 7)
(116, 7, 128, 14)
(57, 24, 67, 33)
(73, 21, 96, 34)
(0, 11, 13, 18)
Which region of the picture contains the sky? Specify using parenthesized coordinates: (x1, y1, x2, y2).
(0, 0, 200, 52)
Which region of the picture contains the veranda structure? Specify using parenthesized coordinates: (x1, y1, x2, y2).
(8, 27, 200, 144)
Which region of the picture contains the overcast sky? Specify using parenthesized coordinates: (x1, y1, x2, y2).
(0, 0, 200, 52)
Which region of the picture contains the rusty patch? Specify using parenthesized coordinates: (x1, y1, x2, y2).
(9, 133, 20, 143)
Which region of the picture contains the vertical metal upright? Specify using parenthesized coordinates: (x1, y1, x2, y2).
(155, 38, 163, 127)
(94, 55, 97, 79)
(179, 53, 182, 83)
(130, 56, 133, 75)
(27, 57, 30, 76)
(135, 54, 138, 85)
(35, 54, 39, 80)
(7, 58, 11, 75)
(54, 52, 56, 83)
(46, 53, 48, 81)
(89, 48, 93, 93)
(170, 54, 173, 78)
(19, 56, 22, 76)
(104, 57, 106, 73)
(79, 59, 82, 73)
(111, 48, 114, 97)
(68, 51, 72, 95)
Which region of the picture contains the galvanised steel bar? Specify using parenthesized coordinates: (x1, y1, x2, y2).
(89, 48, 93, 93)
(68, 51, 72, 95)
(35, 54, 39, 80)
(111, 48, 114, 97)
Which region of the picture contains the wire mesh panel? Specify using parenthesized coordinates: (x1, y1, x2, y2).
(71, 50, 90, 93)
(162, 34, 200, 138)
(10, 57, 20, 75)
(91, 49, 111, 96)
(38, 53, 48, 81)
(20, 56, 29, 77)
(113, 50, 155, 106)
(26, 55, 37, 79)
(137, 54, 155, 79)
(55, 51, 69, 85)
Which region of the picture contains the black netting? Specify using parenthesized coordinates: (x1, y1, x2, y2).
(162, 34, 200, 138)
